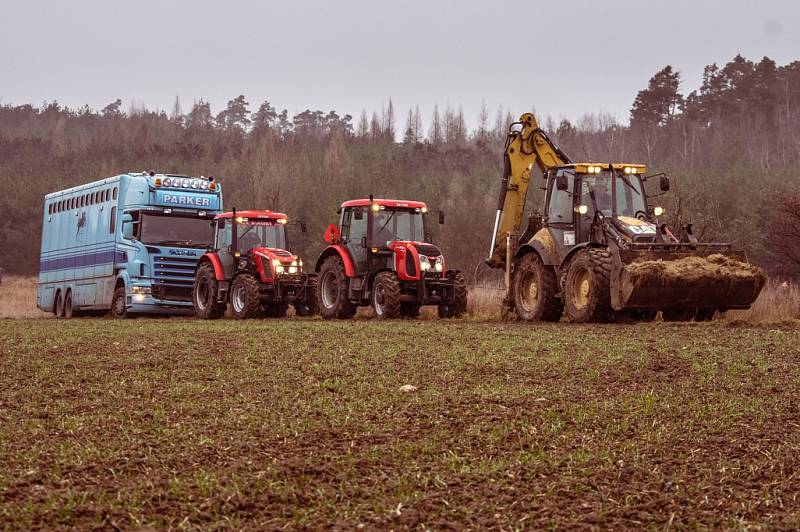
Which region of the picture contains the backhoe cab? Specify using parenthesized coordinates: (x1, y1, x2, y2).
(193, 210, 317, 319)
(314, 198, 467, 319)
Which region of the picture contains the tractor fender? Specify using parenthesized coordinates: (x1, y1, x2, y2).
(515, 240, 557, 266)
(560, 242, 606, 271)
(315, 245, 356, 277)
(197, 253, 225, 281)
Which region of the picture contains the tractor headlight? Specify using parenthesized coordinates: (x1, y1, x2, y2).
(419, 254, 431, 271)
(434, 256, 444, 272)
(654, 206, 665, 217)
(275, 265, 285, 274)
(289, 266, 297, 274)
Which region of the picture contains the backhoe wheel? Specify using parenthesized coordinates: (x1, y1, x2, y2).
(438, 271, 467, 319)
(230, 273, 261, 319)
(193, 263, 226, 319)
(564, 248, 613, 323)
(318, 256, 357, 320)
(372, 272, 401, 319)
(262, 303, 288, 318)
(512, 253, 562, 322)
(400, 302, 421, 318)
(662, 308, 697, 322)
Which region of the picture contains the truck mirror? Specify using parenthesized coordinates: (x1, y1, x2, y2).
(354, 208, 363, 221)
(121, 214, 134, 239)
(556, 174, 568, 191)
(438, 211, 445, 225)
(300, 222, 308, 233)
(660, 175, 671, 192)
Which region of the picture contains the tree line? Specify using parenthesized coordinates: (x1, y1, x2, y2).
(1, 54, 799, 278)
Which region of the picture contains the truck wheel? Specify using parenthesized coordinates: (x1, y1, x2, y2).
(63, 290, 74, 318)
(400, 302, 421, 318)
(512, 253, 562, 322)
(110, 286, 130, 319)
(564, 248, 613, 323)
(662, 308, 696, 322)
(438, 271, 467, 319)
(194, 263, 226, 319)
(230, 274, 261, 319)
(263, 303, 288, 318)
(318, 256, 356, 319)
(54, 291, 64, 318)
(373, 272, 401, 319)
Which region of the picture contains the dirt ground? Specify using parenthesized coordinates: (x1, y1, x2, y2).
(1, 318, 799, 529)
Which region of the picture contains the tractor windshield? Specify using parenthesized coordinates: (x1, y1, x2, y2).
(373, 209, 425, 245)
(580, 173, 647, 218)
(232, 220, 287, 252)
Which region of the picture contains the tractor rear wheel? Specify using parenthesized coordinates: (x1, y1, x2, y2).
(318, 256, 356, 319)
(438, 271, 467, 319)
(400, 302, 421, 318)
(230, 273, 261, 319)
(512, 253, 562, 322)
(564, 248, 613, 323)
(373, 272, 401, 319)
(194, 263, 226, 319)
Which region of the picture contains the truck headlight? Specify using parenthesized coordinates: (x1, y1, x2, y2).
(131, 286, 151, 295)
(434, 256, 444, 272)
(419, 254, 431, 271)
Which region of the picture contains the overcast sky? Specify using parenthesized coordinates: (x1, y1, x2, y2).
(2, 0, 799, 128)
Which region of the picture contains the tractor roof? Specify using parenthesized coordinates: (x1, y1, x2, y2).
(214, 210, 287, 220)
(341, 199, 427, 209)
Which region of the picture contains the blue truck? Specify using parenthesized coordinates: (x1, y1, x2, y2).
(37, 172, 223, 318)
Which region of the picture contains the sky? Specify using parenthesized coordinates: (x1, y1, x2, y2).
(1, 0, 799, 129)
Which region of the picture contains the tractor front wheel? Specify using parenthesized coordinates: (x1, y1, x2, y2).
(564, 248, 613, 323)
(373, 272, 401, 319)
(512, 253, 562, 322)
(230, 273, 261, 319)
(194, 263, 226, 319)
(438, 271, 467, 319)
(318, 256, 356, 319)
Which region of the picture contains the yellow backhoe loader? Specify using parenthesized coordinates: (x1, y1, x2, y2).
(487, 113, 765, 323)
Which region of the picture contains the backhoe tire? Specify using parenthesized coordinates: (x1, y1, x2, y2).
(193, 263, 226, 319)
(230, 273, 261, 319)
(400, 302, 421, 318)
(512, 253, 562, 322)
(373, 272, 401, 319)
(438, 271, 467, 319)
(318, 256, 357, 320)
(662, 308, 697, 322)
(564, 248, 613, 323)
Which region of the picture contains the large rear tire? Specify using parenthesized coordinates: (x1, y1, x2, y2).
(438, 271, 467, 319)
(512, 253, 562, 322)
(230, 273, 261, 319)
(193, 263, 226, 319)
(373, 272, 401, 319)
(318, 256, 357, 320)
(564, 248, 613, 323)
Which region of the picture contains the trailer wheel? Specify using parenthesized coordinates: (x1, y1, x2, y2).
(110, 286, 130, 319)
(230, 273, 261, 319)
(564, 248, 613, 323)
(63, 290, 74, 319)
(318, 256, 356, 319)
(54, 290, 64, 318)
(400, 302, 421, 318)
(438, 271, 467, 319)
(512, 253, 562, 322)
(373, 272, 401, 319)
(194, 263, 226, 319)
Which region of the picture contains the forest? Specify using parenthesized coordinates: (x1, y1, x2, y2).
(1, 54, 799, 279)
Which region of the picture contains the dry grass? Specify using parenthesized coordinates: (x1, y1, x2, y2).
(727, 280, 800, 323)
(0, 276, 48, 319)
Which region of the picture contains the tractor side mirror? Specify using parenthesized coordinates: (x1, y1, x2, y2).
(660, 175, 671, 192)
(121, 214, 134, 240)
(354, 208, 364, 221)
(556, 174, 568, 191)
(438, 211, 445, 225)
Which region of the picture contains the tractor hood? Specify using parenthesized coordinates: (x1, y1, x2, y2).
(251, 247, 297, 264)
(387, 241, 442, 257)
(613, 216, 658, 242)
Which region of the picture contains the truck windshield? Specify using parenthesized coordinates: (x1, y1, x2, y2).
(373, 209, 425, 244)
(580, 174, 647, 218)
(236, 222, 287, 251)
(139, 213, 213, 248)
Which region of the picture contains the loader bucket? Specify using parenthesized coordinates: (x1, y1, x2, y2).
(613, 249, 766, 311)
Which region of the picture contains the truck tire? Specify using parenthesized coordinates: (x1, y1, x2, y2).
(438, 271, 467, 319)
(63, 290, 74, 318)
(230, 273, 261, 319)
(193, 263, 226, 319)
(512, 253, 562, 322)
(54, 290, 64, 318)
(373, 272, 401, 319)
(564, 248, 613, 323)
(318, 256, 356, 319)
(400, 302, 421, 318)
(110, 286, 130, 319)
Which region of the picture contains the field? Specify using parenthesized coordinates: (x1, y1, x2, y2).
(1, 318, 799, 529)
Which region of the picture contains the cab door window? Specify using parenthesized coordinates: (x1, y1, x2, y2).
(547, 171, 575, 224)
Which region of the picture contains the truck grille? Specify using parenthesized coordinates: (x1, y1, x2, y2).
(152, 255, 198, 301)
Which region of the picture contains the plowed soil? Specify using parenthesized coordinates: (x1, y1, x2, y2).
(1, 319, 799, 529)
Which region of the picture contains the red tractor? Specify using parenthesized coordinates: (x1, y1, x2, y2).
(315, 197, 467, 319)
(193, 209, 317, 319)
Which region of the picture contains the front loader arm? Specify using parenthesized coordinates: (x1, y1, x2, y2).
(486, 112, 570, 269)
